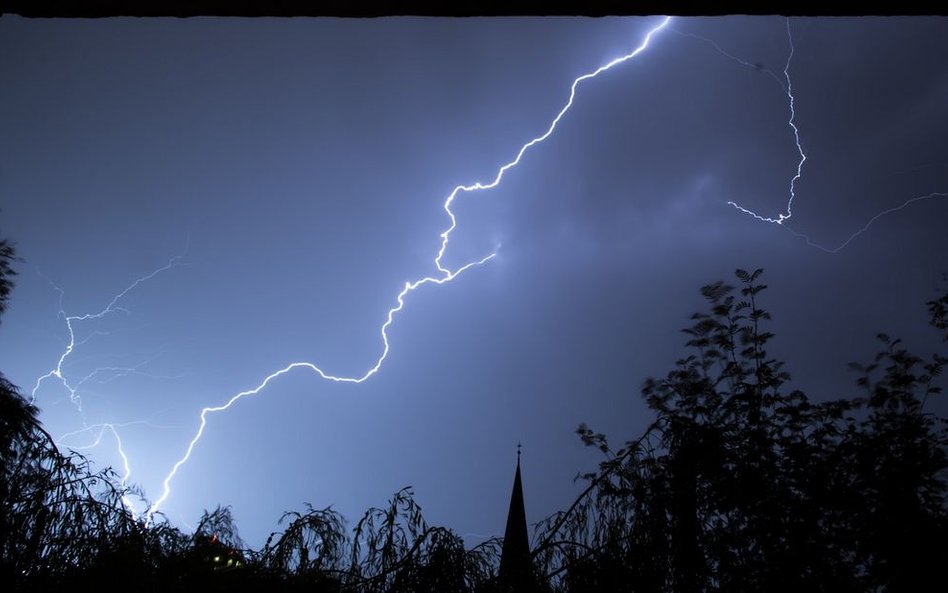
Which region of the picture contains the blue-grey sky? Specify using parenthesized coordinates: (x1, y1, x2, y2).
(1, 16, 947, 548)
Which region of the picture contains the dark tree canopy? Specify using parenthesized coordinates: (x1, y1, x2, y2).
(0, 237, 16, 321)
(1, 252, 945, 592)
(531, 268, 948, 592)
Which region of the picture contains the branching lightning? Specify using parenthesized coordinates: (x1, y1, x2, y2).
(31, 255, 186, 410)
(786, 191, 948, 253)
(719, 19, 805, 226)
(29, 254, 186, 511)
(145, 16, 674, 519)
(28, 16, 946, 527)
(683, 19, 948, 252)
(57, 422, 140, 511)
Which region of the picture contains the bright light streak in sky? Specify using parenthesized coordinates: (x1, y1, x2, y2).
(145, 14, 673, 520)
(30, 254, 186, 410)
(57, 421, 138, 511)
(20, 16, 946, 528)
(686, 19, 948, 253)
(787, 191, 948, 253)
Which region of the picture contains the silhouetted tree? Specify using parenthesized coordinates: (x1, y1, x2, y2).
(4, 243, 945, 592)
(258, 503, 348, 590)
(251, 486, 500, 593)
(347, 487, 475, 592)
(533, 268, 948, 592)
(0, 237, 16, 321)
(0, 239, 146, 591)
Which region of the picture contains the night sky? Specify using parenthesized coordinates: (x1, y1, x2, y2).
(1, 15, 947, 549)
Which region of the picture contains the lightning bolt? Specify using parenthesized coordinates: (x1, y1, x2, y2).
(721, 18, 805, 226)
(36, 15, 940, 525)
(57, 422, 139, 511)
(30, 254, 186, 514)
(31, 254, 186, 411)
(686, 19, 948, 252)
(786, 191, 948, 253)
(145, 16, 674, 519)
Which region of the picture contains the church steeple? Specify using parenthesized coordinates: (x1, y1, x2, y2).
(499, 443, 533, 592)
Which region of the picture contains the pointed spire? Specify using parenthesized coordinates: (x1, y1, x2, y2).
(499, 443, 533, 592)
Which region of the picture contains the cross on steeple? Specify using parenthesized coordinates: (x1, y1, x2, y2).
(500, 441, 532, 591)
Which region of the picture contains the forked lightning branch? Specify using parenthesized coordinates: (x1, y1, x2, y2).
(28, 16, 946, 522)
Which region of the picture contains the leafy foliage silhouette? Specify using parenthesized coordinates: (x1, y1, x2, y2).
(531, 268, 948, 592)
(0, 237, 16, 321)
(1, 241, 945, 592)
